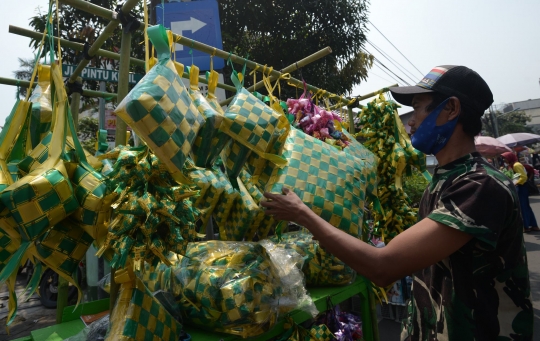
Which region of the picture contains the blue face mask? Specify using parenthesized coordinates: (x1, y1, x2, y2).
(411, 98, 459, 155)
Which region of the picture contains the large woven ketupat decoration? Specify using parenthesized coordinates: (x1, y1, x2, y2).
(0, 63, 79, 244)
(175, 241, 281, 338)
(106, 272, 183, 341)
(188, 65, 231, 168)
(28, 64, 52, 149)
(265, 127, 370, 238)
(115, 25, 205, 183)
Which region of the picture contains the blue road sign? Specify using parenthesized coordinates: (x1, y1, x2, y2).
(156, 0, 224, 71)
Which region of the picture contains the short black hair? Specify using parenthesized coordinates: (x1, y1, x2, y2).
(426, 93, 483, 138)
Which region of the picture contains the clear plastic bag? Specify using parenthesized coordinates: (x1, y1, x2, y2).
(270, 230, 357, 286)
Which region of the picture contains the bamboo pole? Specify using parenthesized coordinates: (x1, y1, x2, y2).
(9, 25, 144, 67)
(171, 33, 352, 107)
(9, 25, 237, 93)
(219, 47, 332, 106)
(66, 0, 140, 84)
(70, 77, 83, 130)
(348, 107, 356, 134)
(55, 277, 69, 324)
(60, 0, 117, 21)
(329, 84, 399, 111)
(0, 76, 117, 99)
(114, 30, 132, 148)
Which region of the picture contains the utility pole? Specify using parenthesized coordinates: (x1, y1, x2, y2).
(489, 106, 499, 138)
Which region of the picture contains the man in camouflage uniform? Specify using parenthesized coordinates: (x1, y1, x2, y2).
(262, 65, 533, 340)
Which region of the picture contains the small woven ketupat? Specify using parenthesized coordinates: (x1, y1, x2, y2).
(188, 65, 231, 168)
(183, 159, 225, 229)
(216, 179, 259, 241)
(265, 127, 369, 238)
(239, 169, 276, 241)
(219, 71, 289, 179)
(278, 317, 335, 341)
(28, 64, 52, 149)
(221, 140, 252, 189)
(106, 276, 183, 341)
(211, 166, 240, 234)
(34, 219, 93, 304)
(115, 25, 205, 183)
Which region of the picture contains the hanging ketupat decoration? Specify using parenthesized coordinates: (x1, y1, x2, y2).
(114, 25, 205, 184)
(356, 93, 431, 242)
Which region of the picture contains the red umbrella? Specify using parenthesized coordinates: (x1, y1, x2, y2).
(475, 136, 512, 157)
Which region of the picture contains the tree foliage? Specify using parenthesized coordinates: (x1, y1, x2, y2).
(28, 0, 146, 96)
(482, 110, 533, 137)
(13, 58, 35, 98)
(78, 116, 99, 154)
(218, 0, 373, 98)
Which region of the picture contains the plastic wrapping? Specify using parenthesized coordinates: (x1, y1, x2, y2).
(64, 315, 110, 341)
(270, 230, 356, 287)
(173, 241, 281, 338)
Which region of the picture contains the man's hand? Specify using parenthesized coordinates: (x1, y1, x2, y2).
(261, 187, 308, 224)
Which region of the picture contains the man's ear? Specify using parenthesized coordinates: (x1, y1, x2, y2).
(445, 97, 461, 120)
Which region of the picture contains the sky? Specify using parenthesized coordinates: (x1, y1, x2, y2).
(0, 0, 539, 124)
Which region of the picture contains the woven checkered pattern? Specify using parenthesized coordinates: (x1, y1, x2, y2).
(264, 128, 368, 238)
(307, 324, 334, 341)
(221, 88, 289, 161)
(115, 59, 205, 177)
(240, 169, 276, 241)
(342, 130, 379, 197)
(216, 180, 258, 241)
(0, 161, 79, 242)
(108, 278, 182, 341)
(18, 133, 102, 178)
(177, 241, 279, 337)
(69, 163, 116, 244)
(183, 159, 225, 228)
(211, 168, 240, 234)
(189, 86, 231, 168)
(0, 226, 20, 273)
(221, 141, 252, 189)
(34, 219, 93, 277)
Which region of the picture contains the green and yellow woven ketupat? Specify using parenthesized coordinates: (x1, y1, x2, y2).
(188, 65, 231, 168)
(263, 127, 370, 238)
(115, 25, 205, 184)
(278, 316, 334, 341)
(219, 71, 289, 188)
(174, 241, 281, 338)
(270, 230, 356, 286)
(356, 93, 431, 242)
(106, 269, 183, 341)
(182, 158, 225, 230)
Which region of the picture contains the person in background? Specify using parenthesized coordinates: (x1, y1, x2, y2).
(502, 151, 539, 232)
(263, 65, 532, 340)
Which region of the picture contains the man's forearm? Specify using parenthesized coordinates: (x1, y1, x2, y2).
(295, 207, 391, 287)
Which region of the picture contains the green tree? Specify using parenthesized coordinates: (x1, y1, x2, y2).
(217, 0, 373, 98)
(482, 110, 533, 137)
(13, 58, 35, 98)
(78, 116, 99, 154)
(28, 0, 146, 97)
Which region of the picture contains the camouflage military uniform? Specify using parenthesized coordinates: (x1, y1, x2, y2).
(401, 153, 533, 341)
